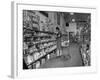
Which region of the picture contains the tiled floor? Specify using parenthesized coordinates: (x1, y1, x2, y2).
(40, 43, 83, 68)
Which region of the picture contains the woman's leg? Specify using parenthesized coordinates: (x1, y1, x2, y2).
(60, 49, 62, 56)
(57, 49, 59, 56)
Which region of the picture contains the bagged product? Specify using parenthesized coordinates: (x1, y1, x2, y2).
(36, 61, 40, 68)
(27, 55, 33, 64)
(34, 52, 40, 60)
(47, 54, 50, 60)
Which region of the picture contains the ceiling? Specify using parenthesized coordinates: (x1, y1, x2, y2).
(64, 12, 91, 23)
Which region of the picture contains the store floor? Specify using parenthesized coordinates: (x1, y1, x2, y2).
(40, 43, 83, 68)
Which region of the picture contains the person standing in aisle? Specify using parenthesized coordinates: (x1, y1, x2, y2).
(56, 27, 62, 56)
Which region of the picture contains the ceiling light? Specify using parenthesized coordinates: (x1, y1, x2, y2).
(70, 12, 74, 15)
(72, 19, 75, 22)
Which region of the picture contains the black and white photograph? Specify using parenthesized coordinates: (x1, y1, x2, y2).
(11, 2, 97, 78)
(23, 10, 91, 69)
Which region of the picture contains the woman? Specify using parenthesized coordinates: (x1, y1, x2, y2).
(56, 27, 62, 56)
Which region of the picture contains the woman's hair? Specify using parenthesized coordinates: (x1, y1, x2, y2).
(56, 27, 60, 30)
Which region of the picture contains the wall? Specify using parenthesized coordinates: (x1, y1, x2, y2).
(60, 13, 66, 34)
(36, 11, 48, 31)
(0, 0, 99, 80)
(37, 11, 57, 32)
(48, 12, 56, 32)
(65, 22, 77, 35)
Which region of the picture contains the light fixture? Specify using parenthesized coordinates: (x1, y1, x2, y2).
(70, 12, 74, 15)
(72, 19, 75, 22)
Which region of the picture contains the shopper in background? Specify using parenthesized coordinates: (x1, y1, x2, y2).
(56, 27, 62, 56)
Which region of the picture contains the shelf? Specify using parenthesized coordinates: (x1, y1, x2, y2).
(29, 43, 56, 55)
(24, 43, 56, 56)
(31, 39, 56, 45)
(23, 27, 56, 35)
(27, 46, 57, 66)
(32, 35, 51, 38)
(79, 43, 90, 66)
(24, 35, 51, 39)
(24, 27, 68, 37)
(23, 39, 56, 49)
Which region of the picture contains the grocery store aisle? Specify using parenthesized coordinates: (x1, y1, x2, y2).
(40, 43, 83, 68)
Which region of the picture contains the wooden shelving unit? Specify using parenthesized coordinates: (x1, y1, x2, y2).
(23, 10, 58, 69)
(23, 27, 57, 69)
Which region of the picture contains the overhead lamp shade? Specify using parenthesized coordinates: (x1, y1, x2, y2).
(72, 19, 75, 22)
(70, 12, 74, 15)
